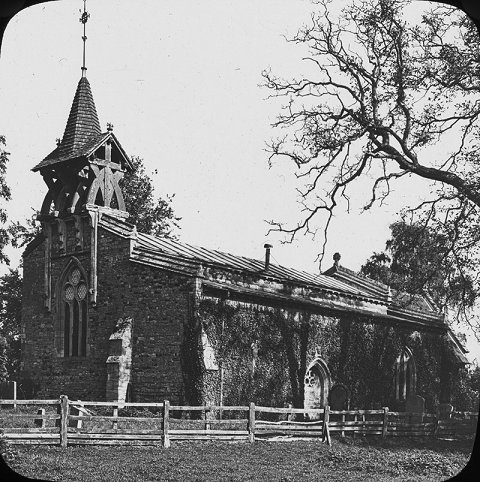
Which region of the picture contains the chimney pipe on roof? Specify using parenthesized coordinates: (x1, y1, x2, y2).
(264, 244, 273, 270)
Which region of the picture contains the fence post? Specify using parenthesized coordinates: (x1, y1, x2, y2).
(59, 395, 69, 448)
(163, 400, 170, 448)
(13, 381, 17, 410)
(113, 405, 118, 430)
(323, 405, 331, 445)
(248, 403, 255, 444)
(433, 415, 439, 438)
(203, 406, 211, 431)
(382, 407, 389, 438)
(285, 403, 293, 421)
(75, 403, 84, 431)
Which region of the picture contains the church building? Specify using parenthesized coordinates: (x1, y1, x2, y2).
(19, 8, 468, 412)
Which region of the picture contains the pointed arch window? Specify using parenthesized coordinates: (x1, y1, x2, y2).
(395, 347, 416, 401)
(58, 263, 88, 357)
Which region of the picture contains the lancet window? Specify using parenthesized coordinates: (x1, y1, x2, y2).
(59, 264, 88, 357)
(395, 347, 416, 401)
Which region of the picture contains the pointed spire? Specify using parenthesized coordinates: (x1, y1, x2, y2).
(33, 2, 133, 175)
(59, 76, 101, 156)
(32, 75, 103, 172)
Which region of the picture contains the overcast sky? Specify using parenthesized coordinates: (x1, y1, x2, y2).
(1, 0, 478, 359)
(0, 0, 431, 271)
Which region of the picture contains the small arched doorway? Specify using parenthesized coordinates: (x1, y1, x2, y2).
(304, 356, 331, 419)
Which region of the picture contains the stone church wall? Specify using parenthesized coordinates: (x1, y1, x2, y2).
(21, 237, 48, 396)
(21, 217, 105, 399)
(20, 221, 454, 408)
(21, 221, 197, 403)
(116, 261, 193, 404)
(198, 299, 448, 412)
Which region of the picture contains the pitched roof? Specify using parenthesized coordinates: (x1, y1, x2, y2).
(131, 232, 406, 303)
(128, 231, 446, 329)
(323, 264, 391, 301)
(32, 131, 132, 172)
(447, 329, 469, 365)
(323, 264, 440, 315)
(391, 290, 438, 313)
(32, 77, 102, 172)
(83, 212, 448, 330)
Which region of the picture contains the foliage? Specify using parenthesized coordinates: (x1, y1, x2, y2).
(8, 212, 42, 252)
(200, 302, 292, 407)
(0, 336, 8, 382)
(360, 221, 479, 409)
(0, 430, 18, 466)
(469, 363, 480, 394)
(120, 156, 181, 238)
(0, 135, 12, 265)
(451, 365, 480, 412)
(361, 220, 477, 330)
(263, 0, 480, 311)
(0, 135, 41, 264)
(0, 268, 22, 379)
(199, 300, 447, 411)
(7, 438, 473, 481)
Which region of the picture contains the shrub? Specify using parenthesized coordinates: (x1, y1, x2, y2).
(0, 430, 18, 465)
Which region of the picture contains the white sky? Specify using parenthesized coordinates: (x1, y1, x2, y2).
(1, 0, 479, 360)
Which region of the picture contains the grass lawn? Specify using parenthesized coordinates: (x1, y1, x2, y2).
(4, 436, 474, 481)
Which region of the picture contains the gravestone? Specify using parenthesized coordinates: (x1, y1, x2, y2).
(0, 381, 15, 399)
(437, 403, 454, 420)
(329, 384, 349, 411)
(405, 394, 425, 422)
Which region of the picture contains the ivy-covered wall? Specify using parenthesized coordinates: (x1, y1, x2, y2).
(199, 298, 454, 412)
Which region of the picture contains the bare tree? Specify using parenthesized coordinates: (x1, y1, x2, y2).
(262, 0, 480, 324)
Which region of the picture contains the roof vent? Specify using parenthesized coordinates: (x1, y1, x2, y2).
(264, 244, 273, 270)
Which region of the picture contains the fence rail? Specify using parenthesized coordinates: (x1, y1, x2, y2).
(0, 396, 477, 447)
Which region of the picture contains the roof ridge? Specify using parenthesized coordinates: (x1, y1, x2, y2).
(335, 265, 390, 291)
(135, 232, 381, 300)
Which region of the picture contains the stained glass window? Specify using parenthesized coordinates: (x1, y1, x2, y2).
(62, 266, 88, 357)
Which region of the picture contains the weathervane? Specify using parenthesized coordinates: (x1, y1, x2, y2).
(79, 0, 90, 76)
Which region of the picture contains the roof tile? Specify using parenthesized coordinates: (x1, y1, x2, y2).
(32, 77, 101, 171)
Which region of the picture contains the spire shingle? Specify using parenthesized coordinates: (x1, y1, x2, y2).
(32, 77, 101, 171)
(60, 76, 101, 155)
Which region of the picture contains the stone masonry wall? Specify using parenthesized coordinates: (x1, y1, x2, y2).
(21, 215, 103, 399)
(96, 227, 193, 403)
(21, 236, 46, 397)
(22, 217, 194, 403)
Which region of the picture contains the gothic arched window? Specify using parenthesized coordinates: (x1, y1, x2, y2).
(395, 347, 416, 401)
(58, 263, 88, 357)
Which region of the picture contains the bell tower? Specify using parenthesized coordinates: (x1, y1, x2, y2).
(33, 0, 131, 219)
(33, 77, 132, 218)
(32, 1, 132, 310)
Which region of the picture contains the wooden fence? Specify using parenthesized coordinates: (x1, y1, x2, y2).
(0, 397, 477, 447)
